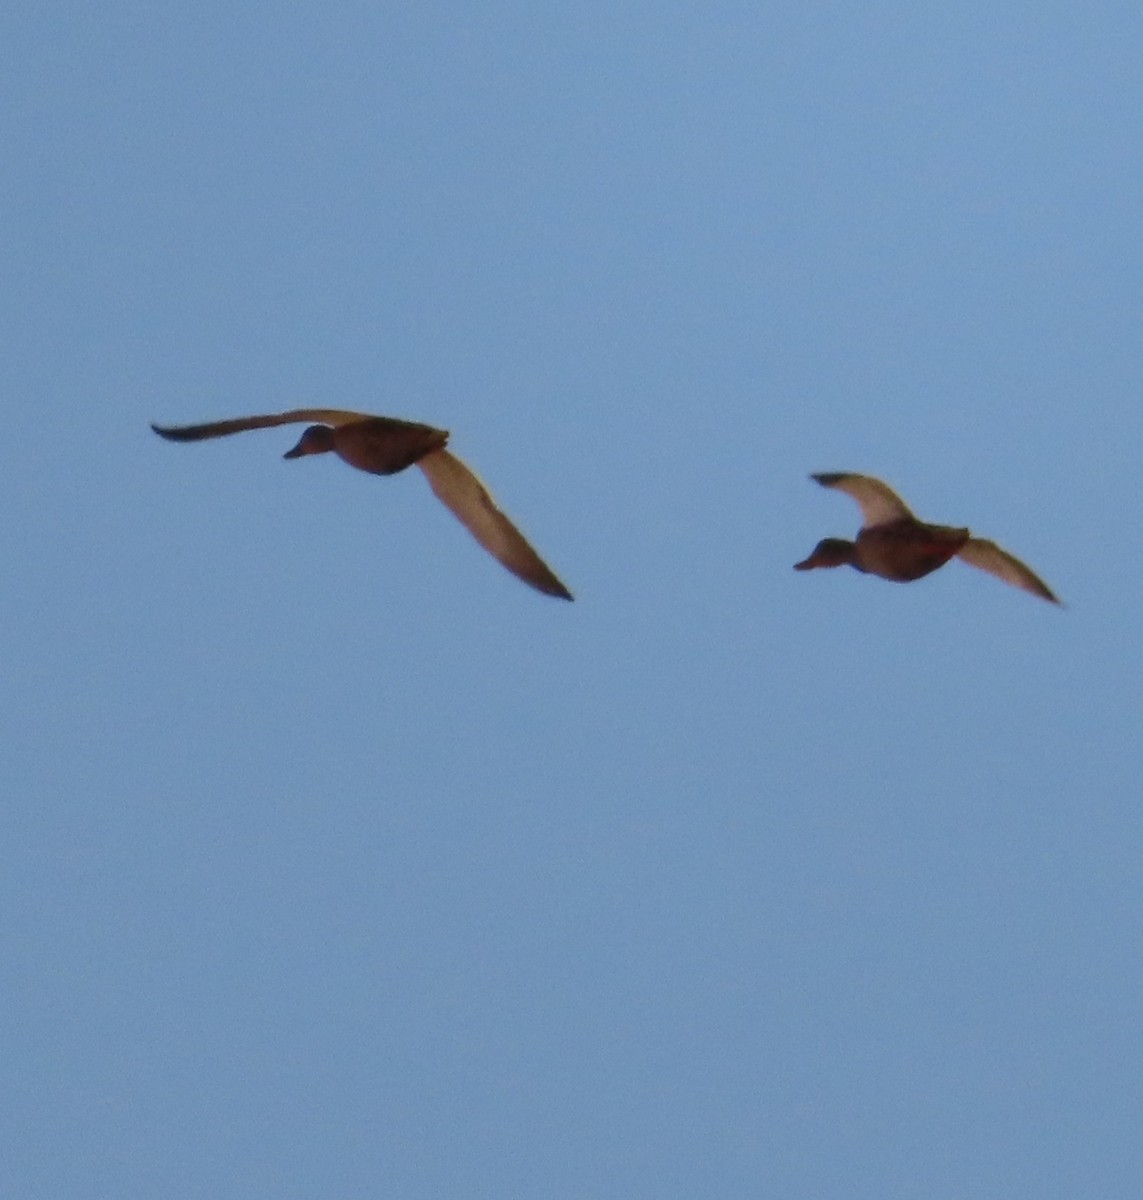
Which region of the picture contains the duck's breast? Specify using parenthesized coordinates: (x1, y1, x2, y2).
(855, 520, 969, 582)
(333, 418, 449, 476)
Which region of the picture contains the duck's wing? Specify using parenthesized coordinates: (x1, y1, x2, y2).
(811, 473, 915, 527)
(417, 448, 573, 600)
(956, 538, 1061, 604)
(151, 409, 371, 441)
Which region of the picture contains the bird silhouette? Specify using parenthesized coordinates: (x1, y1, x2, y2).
(795, 472, 1059, 603)
(152, 409, 573, 600)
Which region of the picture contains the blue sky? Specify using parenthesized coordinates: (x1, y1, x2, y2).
(4, 3, 1143, 1197)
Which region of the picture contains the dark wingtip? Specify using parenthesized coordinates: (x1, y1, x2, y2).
(151, 422, 199, 442)
(540, 579, 574, 601)
(810, 472, 846, 486)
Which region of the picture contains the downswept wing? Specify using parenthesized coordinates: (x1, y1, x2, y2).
(956, 538, 1060, 604)
(417, 448, 573, 600)
(151, 409, 371, 441)
(811, 473, 915, 528)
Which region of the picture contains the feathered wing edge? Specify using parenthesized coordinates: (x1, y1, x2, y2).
(956, 539, 1061, 604)
(811, 472, 915, 527)
(151, 409, 371, 441)
(417, 449, 573, 600)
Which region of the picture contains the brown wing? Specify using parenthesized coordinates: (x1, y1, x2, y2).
(956, 538, 1061, 604)
(151, 409, 372, 441)
(811, 473, 915, 528)
(417, 449, 573, 600)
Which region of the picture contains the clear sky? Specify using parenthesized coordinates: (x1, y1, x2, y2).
(4, 3, 1142, 1197)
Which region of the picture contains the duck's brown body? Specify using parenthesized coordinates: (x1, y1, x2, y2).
(796, 473, 1059, 603)
(152, 409, 572, 600)
(851, 518, 969, 582)
(334, 419, 448, 475)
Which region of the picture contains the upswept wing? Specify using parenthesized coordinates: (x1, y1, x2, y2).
(811, 473, 915, 527)
(956, 539, 1060, 604)
(151, 410, 371, 441)
(417, 449, 573, 600)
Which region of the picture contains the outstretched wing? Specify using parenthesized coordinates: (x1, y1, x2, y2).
(151, 409, 371, 441)
(811, 472, 915, 527)
(957, 539, 1061, 604)
(417, 449, 573, 600)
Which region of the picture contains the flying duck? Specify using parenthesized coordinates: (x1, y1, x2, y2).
(794, 472, 1059, 603)
(152, 409, 573, 600)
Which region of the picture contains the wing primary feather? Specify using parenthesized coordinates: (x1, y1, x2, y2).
(417, 449, 572, 600)
(151, 409, 370, 441)
(956, 539, 1061, 604)
(811, 472, 915, 527)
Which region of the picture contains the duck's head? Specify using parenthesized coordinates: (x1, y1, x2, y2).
(284, 425, 337, 459)
(794, 537, 855, 571)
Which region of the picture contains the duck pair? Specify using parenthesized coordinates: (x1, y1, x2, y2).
(152, 410, 1060, 605)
